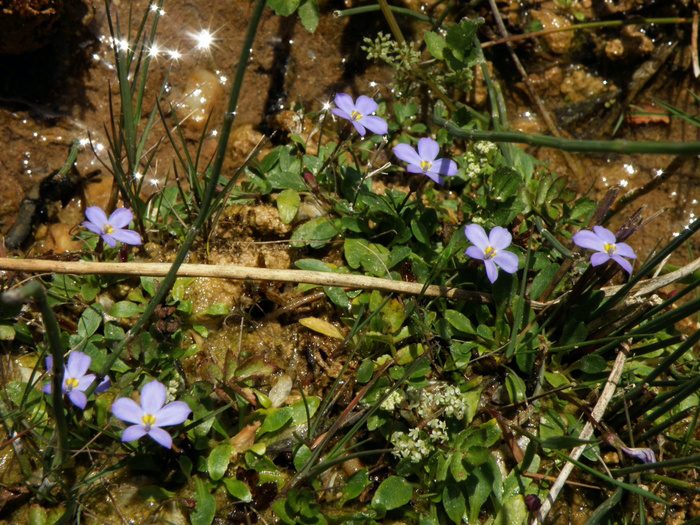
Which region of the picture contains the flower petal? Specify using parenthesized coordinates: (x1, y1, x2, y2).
(614, 242, 636, 259)
(68, 390, 87, 410)
(433, 158, 457, 177)
(484, 259, 498, 283)
(110, 229, 142, 246)
(393, 143, 422, 166)
(42, 383, 52, 395)
(101, 234, 118, 248)
(148, 427, 173, 449)
(464, 224, 490, 251)
(108, 208, 134, 229)
(333, 93, 355, 115)
(493, 250, 519, 274)
(573, 230, 606, 252)
(422, 171, 444, 185)
(406, 164, 425, 175)
(140, 380, 167, 413)
(77, 373, 96, 391)
(350, 120, 366, 136)
(84, 206, 108, 229)
(621, 446, 655, 464)
(417, 138, 439, 161)
(488, 227, 512, 250)
(155, 401, 192, 427)
(45, 355, 53, 371)
(96, 376, 111, 393)
(359, 115, 387, 135)
(465, 246, 486, 261)
(66, 351, 90, 379)
(354, 95, 378, 115)
(122, 424, 147, 443)
(82, 221, 103, 235)
(593, 225, 616, 244)
(112, 397, 144, 425)
(612, 254, 633, 274)
(590, 252, 611, 267)
(331, 107, 351, 122)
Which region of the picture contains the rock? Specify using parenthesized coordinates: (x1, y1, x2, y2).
(175, 68, 224, 133)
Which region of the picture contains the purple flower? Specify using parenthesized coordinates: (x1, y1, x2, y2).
(82, 206, 142, 248)
(331, 93, 388, 137)
(464, 224, 519, 283)
(393, 138, 458, 184)
(43, 351, 111, 410)
(572, 226, 636, 274)
(111, 380, 191, 449)
(621, 446, 656, 464)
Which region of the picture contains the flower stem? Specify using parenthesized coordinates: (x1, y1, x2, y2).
(436, 115, 700, 155)
(0, 281, 69, 472)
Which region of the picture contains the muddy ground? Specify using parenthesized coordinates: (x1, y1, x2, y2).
(0, 0, 697, 257)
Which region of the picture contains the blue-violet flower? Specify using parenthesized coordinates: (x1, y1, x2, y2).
(43, 351, 111, 409)
(393, 137, 458, 184)
(621, 446, 656, 464)
(111, 380, 191, 449)
(331, 93, 388, 137)
(464, 224, 519, 283)
(82, 206, 142, 248)
(572, 225, 636, 274)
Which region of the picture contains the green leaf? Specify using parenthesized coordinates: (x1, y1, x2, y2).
(77, 306, 102, 338)
(424, 31, 446, 59)
(267, 0, 301, 16)
(445, 310, 475, 334)
(0, 324, 15, 341)
(505, 372, 526, 404)
(191, 478, 216, 525)
(442, 483, 466, 524)
(277, 189, 300, 224)
(223, 478, 253, 502)
(341, 469, 370, 505)
(267, 169, 307, 191)
(203, 303, 229, 316)
(298, 0, 319, 32)
(293, 444, 312, 472)
(372, 476, 412, 511)
(109, 301, 143, 318)
(578, 354, 607, 374)
(529, 262, 559, 300)
(291, 217, 338, 248)
(493, 494, 527, 525)
(207, 443, 232, 481)
(258, 407, 293, 435)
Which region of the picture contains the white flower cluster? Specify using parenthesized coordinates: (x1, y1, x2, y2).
(463, 141, 498, 179)
(380, 389, 404, 411)
(391, 419, 450, 462)
(391, 428, 431, 462)
(427, 419, 448, 444)
(411, 383, 467, 420)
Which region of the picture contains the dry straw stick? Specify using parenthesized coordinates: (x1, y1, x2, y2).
(533, 348, 628, 524)
(0, 257, 488, 303)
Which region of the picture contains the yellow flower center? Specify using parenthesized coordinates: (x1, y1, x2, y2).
(103, 224, 114, 235)
(350, 110, 363, 121)
(484, 246, 497, 259)
(420, 160, 433, 172)
(603, 243, 616, 255)
(142, 413, 157, 428)
(65, 377, 79, 390)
